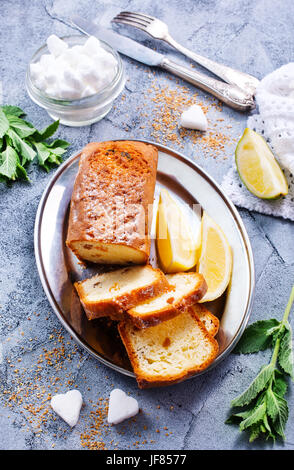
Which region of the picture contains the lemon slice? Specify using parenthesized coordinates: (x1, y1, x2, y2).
(236, 128, 288, 199)
(156, 188, 199, 273)
(198, 212, 232, 302)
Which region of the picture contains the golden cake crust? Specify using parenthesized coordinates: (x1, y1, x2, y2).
(66, 141, 158, 264)
(118, 308, 219, 389)
(74, 265, 169, 321)
(126, 273, 207, 328)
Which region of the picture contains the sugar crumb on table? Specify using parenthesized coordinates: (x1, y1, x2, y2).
(135, 73, 237, 160)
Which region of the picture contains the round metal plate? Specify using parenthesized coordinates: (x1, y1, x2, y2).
(34, 140, 255, 380)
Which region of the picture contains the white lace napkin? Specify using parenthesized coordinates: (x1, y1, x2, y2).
(221, 63, 294, 221)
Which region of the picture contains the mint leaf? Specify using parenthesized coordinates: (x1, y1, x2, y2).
(272, 370, 287, 397)
(231, 364, 275, 407)
(266, 387, 287, 424)
(32, 119, 60, 141)
(262, 413, 274, 436)
(234, 319, 280, 354)
(268, 391, 288, 439)
(16, 162, 29, 181)
(0, 109, 10, 138)
(7, 115, 36, 138)
(278, 322, 294, 380)
(46, 138, 70, 150)
(34, 140, 69, 171)
(0, 145, 19, 179)
(7, 129, 36, 164)
(249, 423, 262, 442)
(226, 408, 253, 424)
(239, 400, 266, 431)
(1, 105, 25, 117)
(0, 105, 70, 184)
(227, 287, 294, 443)
(34, 142, 50, 166)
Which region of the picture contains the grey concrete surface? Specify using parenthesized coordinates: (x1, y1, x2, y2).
(0, 0, 294, 450)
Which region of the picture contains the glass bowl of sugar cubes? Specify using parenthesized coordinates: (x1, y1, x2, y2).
(26, 35, 125, 126)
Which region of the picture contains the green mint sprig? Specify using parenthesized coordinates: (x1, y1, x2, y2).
(0, 105, 70, 182)
(226, 286, 294, 442)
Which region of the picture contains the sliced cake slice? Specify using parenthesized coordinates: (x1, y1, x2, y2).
(118, 308, 219, 389)
(75, 265, 169, 321)
(192, 304, 220, 337)
(126, 272, 207, 328)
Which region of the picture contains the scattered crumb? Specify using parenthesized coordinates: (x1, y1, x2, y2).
(138, 74, 237, 161)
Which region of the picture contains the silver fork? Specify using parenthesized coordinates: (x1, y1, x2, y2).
(112, 11, 259, 96)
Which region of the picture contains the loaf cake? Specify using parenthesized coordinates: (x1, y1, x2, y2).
(66, 141, 158, 264)
(118, 308, 219, 388)
(75, 265, 169, 321)
(126, 272, 207, 328)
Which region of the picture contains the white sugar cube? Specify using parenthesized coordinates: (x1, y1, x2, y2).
(81, 85, 97, 98)
(103, 52, 117, 69)
(80, 67, 102, 89)
(180, 104, 208, 131)
(39, 53, 56, 69)
(51, 390, 83, 427)
(71, 45, 84, 55)
(57, 82, 81, 100)
(83, 36, 101, 56)
(34, 76, 47, 91)
(93, 50, 116, 69)
(44, 69, 58, 85)
(30, 62, 43, 80)
(107, 389, 139, 425)
(45, 86, 59, 97)
(47, 34, 68, 57)
(63, 69, 84, 91)
(58, 50, 75, 66)
(61, 48, 83, 67)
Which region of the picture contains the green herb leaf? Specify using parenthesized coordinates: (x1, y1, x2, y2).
(34, 140, 69, 172)
(227, 286, 294, 443)
(249, 423, 262, 442)
(262, 413, 273, 436)
(266, 387, 286, 424)
(225, 408, 253, 424)
(269, 391, 288, 439)
(7, 115, 36, 138)
(0, 105, 70, 184)
(34, 142, 50, 166)
(0, 109, 10, 138)
(231, 364, 275, 408)
(239, 400, 267, 431)
(278, 322, 294, 380)
(234, 319, 280, 354)
(32, 120, 60, 141)
(1, 105, 25, 117)
(0, 145, 19, 179)
(7, 129, 36, 164)
(272, 405, 288, 439)
(46, 138, 70, 150)
(16, 162, 29, 181)
(272, 370, 288, 397)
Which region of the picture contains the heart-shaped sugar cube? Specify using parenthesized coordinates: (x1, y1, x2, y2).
(107, 388, 139, 424)
(50, 389, 83, 427)
(180, 104, 208, 131)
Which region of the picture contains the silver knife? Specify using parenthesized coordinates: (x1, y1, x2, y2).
(71, 16, 255, 111)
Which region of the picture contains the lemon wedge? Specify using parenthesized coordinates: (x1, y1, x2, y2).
(236, 128, 288, 199)
(156, 188, 199, 273)
(198, 212, 232, 302)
